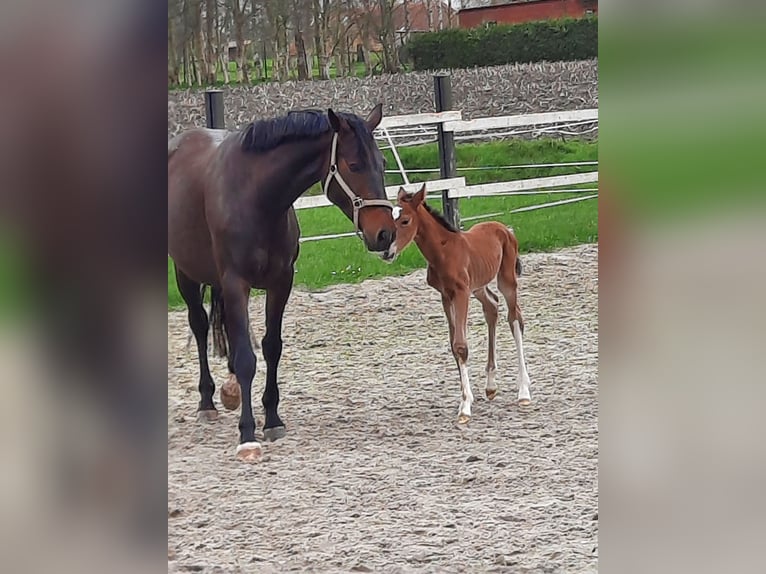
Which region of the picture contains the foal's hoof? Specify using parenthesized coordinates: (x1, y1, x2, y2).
(457, 414, 471, 425)
(197, 409, 219, 422)
(236, 442, 263, 463)
(263, 426, 287, 442)
(518, 398, 531, 407)
(486, 388, 498, 401)
(220, 375, 241, 411)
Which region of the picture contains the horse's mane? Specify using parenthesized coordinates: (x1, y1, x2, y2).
(240, 109, 373, 154)
(423, 201, 459, 233)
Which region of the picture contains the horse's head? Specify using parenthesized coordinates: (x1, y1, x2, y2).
(387, 183, 426, 261)
(324, 104, 397, 260)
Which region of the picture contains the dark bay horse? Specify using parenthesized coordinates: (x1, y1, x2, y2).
(168, 105, 396, 461)
(389, 185, 532, 424)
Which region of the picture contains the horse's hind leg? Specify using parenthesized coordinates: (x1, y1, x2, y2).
(474, 286, 500, 400)
(260, 272, 293, 442)
(498, 266, 532, 406)
(174, 267, 217, 420)
(210, 285, 241, 412)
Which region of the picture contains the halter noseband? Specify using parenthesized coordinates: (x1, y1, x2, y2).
(322, 132, 393, 236)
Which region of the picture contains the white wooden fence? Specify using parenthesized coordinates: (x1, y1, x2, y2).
(296, 108, 598, 243)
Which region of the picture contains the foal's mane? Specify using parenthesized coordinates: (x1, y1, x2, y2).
(240, 109, 373, 155)
(423, 201, 459, 233)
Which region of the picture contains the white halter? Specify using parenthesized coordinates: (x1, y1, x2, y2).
(322, 132, 393, 236)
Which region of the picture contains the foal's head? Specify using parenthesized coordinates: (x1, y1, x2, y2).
(387, 184, 427, 260)
(325, 104, 397, 258)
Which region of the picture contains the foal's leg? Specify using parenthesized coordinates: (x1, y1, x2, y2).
(261, 271, 293, 442)
(174, 268, 217, 420)
(474, 287, 500, 400)
(498, 272, 532, 406)
(450, 289, 474, 424)
(221, 273, 261, 462)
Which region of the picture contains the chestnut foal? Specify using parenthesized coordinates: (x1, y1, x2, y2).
(390, 185, 532, 424)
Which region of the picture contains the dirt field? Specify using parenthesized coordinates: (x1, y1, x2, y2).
(168, 243, 598, 573)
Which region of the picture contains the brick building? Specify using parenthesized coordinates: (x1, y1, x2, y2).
(458, 0, 597, 28)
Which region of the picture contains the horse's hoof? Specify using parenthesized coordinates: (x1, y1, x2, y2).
(236, 442, 263, 463)
(518, 398, 531, 407)
(457, 414, 470, 425)
(220, 375, 241, 411)
(486, 388, 497, 401)
(263, 426, 287, 442)
(197, 409, 218, 422)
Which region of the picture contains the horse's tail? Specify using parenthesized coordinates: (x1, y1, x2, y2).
(205, 285, 229, 359)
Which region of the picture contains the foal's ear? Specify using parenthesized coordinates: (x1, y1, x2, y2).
(397, 186, 409, 203)
(412, 183, 427, 206)
(328, 108, 342, 132)
(365, 103, 383, 131)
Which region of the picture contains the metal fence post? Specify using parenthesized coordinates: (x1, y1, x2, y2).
(204, 90, 225, 129)
(434, 74, 459, 228)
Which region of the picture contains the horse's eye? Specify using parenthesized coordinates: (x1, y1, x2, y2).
(401, 219, 411, 226)
(348, 163, 361, 173)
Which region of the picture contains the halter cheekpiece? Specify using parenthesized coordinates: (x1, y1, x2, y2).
(322, 132, 392, 237)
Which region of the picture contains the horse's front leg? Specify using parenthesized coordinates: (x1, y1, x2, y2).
(221, 273, 260, 462)
(261, 271, 293, 442)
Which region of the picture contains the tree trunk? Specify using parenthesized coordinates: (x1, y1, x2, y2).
(403, 0, 410, 39)
(313, 0, 330, 80)
(281, 17, 291, 80)
(231, 0, 250, 83)
(168, 16, 180, 85)
(425, 0, 433, 31)
(219, 54, 230, 83)
(294, 30, 309, 80)
(204, 0, 218, 84)
(190, 0, 205, 86)
(378, 0, 400, 73)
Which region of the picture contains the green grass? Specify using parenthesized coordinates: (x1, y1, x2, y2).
(172, 53, 406, 89)
(168, 137, 598, 308)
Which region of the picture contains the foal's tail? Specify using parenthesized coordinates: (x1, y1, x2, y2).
(202, 284, 229, 359)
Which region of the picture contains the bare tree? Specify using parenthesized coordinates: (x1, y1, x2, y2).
(168, 0, 182, 85)
(312, 0, 332, 80)
(292, 0, 311, 80)
(263, 0, 290, 81)
(230, 0, 251, 83)
(204, 0, 219, 84)
(377, 0, 400, 73)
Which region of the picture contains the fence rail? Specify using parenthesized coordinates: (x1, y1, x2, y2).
(199, 85, 598, 243)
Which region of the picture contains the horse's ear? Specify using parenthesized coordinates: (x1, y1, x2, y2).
(365, 103, 383, 131)
(397, 187, 409, 203)
(412, 183, 427, 206)
(328, 108, 341, 132)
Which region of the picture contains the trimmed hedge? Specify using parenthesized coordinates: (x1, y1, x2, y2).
(407, 17, 597, 70)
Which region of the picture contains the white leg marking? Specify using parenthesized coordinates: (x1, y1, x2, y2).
(458, 361, 474, 420)
(486, 368, 497, 393)
(512, 320, 531, 403)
